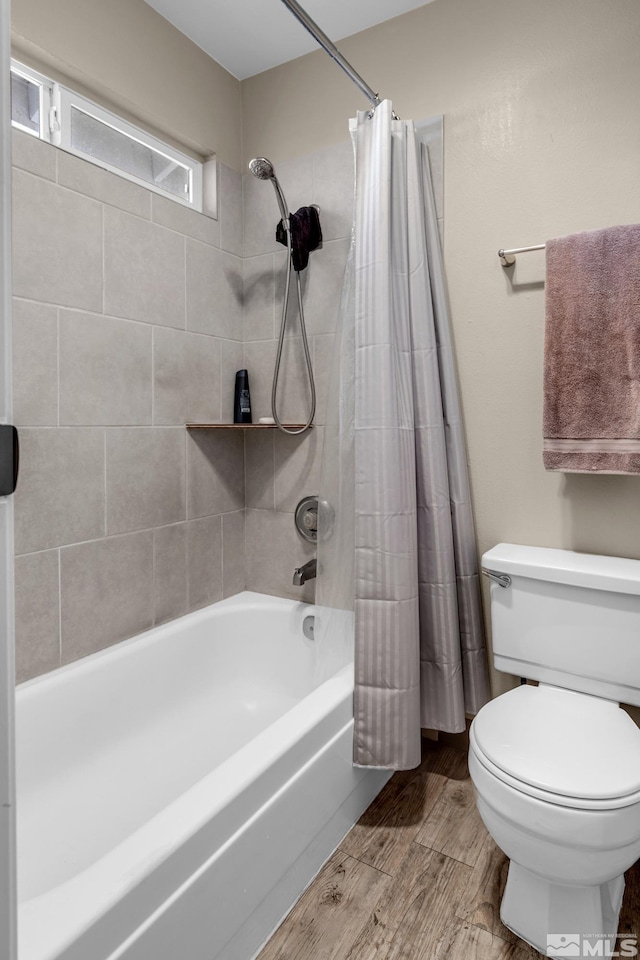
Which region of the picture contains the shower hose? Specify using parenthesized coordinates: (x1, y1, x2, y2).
(272, 217, 316, 436)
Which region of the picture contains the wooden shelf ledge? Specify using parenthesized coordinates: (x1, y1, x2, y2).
(186, 423, 312, 430)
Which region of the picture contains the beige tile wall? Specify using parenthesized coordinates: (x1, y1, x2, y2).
(12, 128, 440, 680)
(241, 130, 443, 603)
(12, 130, 246, 683)
(240, 142, 354, 603)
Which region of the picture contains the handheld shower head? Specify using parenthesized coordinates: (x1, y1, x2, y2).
(249, 157, 275, 180)
(248, 155, 317, 436)
(248, 156, 289, 223)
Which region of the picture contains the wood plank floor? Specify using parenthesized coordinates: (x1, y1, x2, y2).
(258, 739, 640, 960)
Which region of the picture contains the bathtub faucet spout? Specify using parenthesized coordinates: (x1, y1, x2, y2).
(293, 558, 316, 586)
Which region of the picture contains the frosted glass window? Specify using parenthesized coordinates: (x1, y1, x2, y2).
(70, 107, 191, 201)
(9, 59, 207, 213)
(11, 71, 41, 136)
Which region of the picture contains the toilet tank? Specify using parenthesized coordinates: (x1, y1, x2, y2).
(483, 543, 640, 706)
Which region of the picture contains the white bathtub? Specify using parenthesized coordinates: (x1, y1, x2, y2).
(16, 591, 390, 960)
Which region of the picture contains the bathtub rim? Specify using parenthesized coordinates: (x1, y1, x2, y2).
(15, 590, 308, 698)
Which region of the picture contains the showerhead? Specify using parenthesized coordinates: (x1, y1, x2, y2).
(249, 156, 289, 223)
(249, 157, 276, 181)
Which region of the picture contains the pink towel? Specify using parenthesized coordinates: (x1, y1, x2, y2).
(543, 224, 640, 474)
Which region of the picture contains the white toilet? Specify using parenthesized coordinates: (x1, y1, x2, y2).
(469, 543, 640, 958)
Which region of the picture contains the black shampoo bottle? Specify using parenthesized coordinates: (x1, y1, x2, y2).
(233, 369, 252, 423)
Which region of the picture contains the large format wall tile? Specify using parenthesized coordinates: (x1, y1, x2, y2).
(153, 523, 188, 625)
(187, 515, 223, 610)
(302, 238, 350, 336)
(273, 336, 315, 425)
(13, 170, 103, 310)
(59, 310, 152, 426)
(15, 550, 60, 683)
(312, 140, 355, 242)
(219, 163, 243, 258)
(106, 428, 186, 534)
(151, 194, 220, 247)
(243, 171, 283, 260)
(245, 431, 275, 510)
(245, 508, 315, 603)
(243, 254, 276, 341)
(222, 510, 245, 598)
(220, 339, 244, 423)
(186, 239, 243, 339)
(104, 207, 186, 328)
(12, 298, 58, 426)
(244, 338, 316, 425)
(274, 250, 307, 339)
(15, 428, 105, 555)
(12, 129, 56, 181)
(153, 326, 221, 425)
(274, 427, 324, 513)
(57, 149, 151, 219)
(312, 334, 336, 427)
(242, 340, 277, 421)
(187, 429, 244, 518)
(60, 531, 154, 663)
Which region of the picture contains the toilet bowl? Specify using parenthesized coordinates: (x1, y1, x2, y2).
(472, 545, 640, 958)
(469, 685, 640, 953)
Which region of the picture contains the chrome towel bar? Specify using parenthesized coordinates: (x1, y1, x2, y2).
(498, 243, 546, 267)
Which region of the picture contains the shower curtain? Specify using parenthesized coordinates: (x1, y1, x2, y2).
(316, 101, 489, 770)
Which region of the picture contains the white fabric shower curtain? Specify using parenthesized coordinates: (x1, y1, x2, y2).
(353, 101, 488, 768)
(316, 101, 489, 770)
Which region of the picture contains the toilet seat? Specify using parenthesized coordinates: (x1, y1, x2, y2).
(471, 684, 640, 809)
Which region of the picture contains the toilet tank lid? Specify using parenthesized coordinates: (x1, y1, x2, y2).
(482, 544, 640, 596)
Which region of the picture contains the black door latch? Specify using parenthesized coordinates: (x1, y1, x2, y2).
(0, 425, 19, 496)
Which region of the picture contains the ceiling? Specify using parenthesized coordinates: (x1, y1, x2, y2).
(144, 0, 435, 81)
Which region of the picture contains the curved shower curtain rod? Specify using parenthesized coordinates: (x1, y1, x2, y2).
(279, 0, 389, 113)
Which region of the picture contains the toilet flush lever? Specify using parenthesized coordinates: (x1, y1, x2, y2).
(482, 568, 512, 588)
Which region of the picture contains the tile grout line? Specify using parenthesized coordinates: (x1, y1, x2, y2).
(220, 512, 225, 599)
(271, 432, 276, 511)
(101, 200, 105, 316)
(183, 235, 187, 331)
(56, 307, 60, 427)
(11, 294, 241, 343)
(103, 428, 108, 537)
(218, 338, 222, 424)
(57, 547, 62, 668)
(151, 522, 156, 628)
(184, 374, 190, 527)
(13, 489, 234, 561)
(15, 159, 224, 248)
(184, 426, 189, 552)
